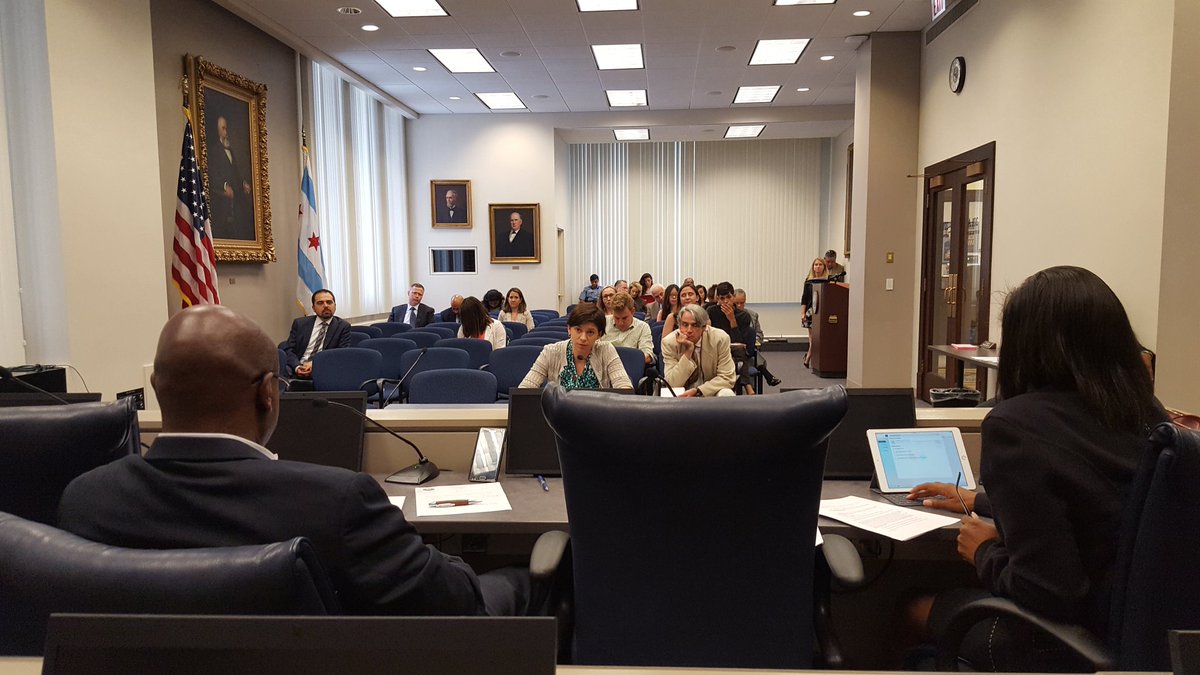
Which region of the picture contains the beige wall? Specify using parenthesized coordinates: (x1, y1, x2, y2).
(149, 0, 301, 342)
(1155, 0, 1200, 412)
(917, 0, 1174, 356)
(44, 0, 167, 398)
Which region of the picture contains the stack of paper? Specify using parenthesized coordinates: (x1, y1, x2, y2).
(819, 496, 959, 541)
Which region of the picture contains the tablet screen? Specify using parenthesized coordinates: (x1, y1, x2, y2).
(867, 427, 976, 492)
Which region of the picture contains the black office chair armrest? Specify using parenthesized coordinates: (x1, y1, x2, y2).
(935, 595, 1114, 671)
(821, 534, 865, 590)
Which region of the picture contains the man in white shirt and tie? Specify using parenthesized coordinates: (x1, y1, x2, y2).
(284, 289, 352, 379)
(389, 283, 435, 327)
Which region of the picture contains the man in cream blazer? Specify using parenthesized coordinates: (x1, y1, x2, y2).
(661, 304, 736, 397)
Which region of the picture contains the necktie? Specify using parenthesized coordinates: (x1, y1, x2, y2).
(406, 306, 416, 326)
(312, 322, 328, 354)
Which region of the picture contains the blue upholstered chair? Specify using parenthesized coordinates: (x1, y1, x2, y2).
(565, 303, 577, 316)
(349, 325, 383, 339)
(502, 321, 529, 339)
(358, 338, 419, 406)
(434, 338, 493, 370)
(407, 369, 499, 404)
(401, 331, 442, 349)
(371, 322, 412, 337)
(488, 345, 542, 399)
(509, 336, 560, 348)
(614, 346, 647, 386)
(429, 321, 461, 332)
(528, 327, 569, 339)
(396, 347, 470, 400)
(310, 348, 382, 394)
(413, 326, 455, 340)
(346, 332, 368, 347)
(539, 385, 848, 668)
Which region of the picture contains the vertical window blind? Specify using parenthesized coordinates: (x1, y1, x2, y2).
(568, 138, 824, 303)
(309, 61, 408, 317)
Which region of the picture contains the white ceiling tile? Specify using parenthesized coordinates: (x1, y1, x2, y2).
(470, 32, 535, 49)
(348, 63, 413, 85)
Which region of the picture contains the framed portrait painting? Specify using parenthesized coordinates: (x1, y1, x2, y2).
(430, 180, 472, 228)
(488, 204, 540, 264)
(188, 55, 275, 263)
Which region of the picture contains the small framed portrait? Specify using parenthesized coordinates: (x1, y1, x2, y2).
(188, 55, 275, 263)
(431, 180, 472, 228)
(489, 204, 540, 264)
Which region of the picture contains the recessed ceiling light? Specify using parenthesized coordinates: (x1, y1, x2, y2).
(614, 128, 649, 141)
(706, 90, 723, 96)
(716, 45, 737, 52)
(820, 54, 836, 61)
(796, 87, 811, 92)
(412, 66, 427, 72)
(852, 10, 871, 16)
(749, 38, 810, 65)
(337, 6, 362, 15)
(361, 24, 379, 31)
(606, 89, 647, 107)
(577, 0, 638, 11)
(429, 48, 494, 73)
(592, 44, 644, 70)
(774, 0, 835, 5)
(448, 96, 461, 100)
(532, 94, 549, 99)
(500, 50, 522, 58)
(725, 125, 765, 138)
(733, 85, 780, 104)
(476, 92, 526, 110)
(373, 0, 447, 17)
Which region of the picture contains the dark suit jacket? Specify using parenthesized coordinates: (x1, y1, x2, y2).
(389, 303, 435, 327)
(496, 228, 534, 258)
(707, 306, 756, 351)
(438, 308, 460, 323)
(58, 435, 486, 616)
(435, 204, 467, 224)
(284, 315, 352, 370)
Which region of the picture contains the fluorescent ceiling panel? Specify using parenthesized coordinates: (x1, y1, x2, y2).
(577, 0, 638, 10)
(774, 0, 835, 5)
(374, 0, 448, 17)
(429, 48, 495, 73)
(725, 125, 765, 138)
(614, 128, 649, 140)
(749, 38, 810, 65)
(592, 44, 644, 70)
(476, 92, 526, 110)
(733, 85, 780, 104)
(606, 89, 647, 106)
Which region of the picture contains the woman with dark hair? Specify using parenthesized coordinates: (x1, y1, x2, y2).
(664, 283, 698, 334)
(518, 303, 632, 390)
(457, 296, 507, 350)
(657, 284, 681, 323)
(482, 289, 505, 313)
(637, 272, 654, 297)
(498, 287, 534, 330)
(695, 284, 708, 308)
(904, 266, 1166, 671)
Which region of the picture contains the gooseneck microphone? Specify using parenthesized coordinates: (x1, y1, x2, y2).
(643, 365, 677, 397)
(0, 366, 71, 405)
(312, 398, 440, 485)
(382, 347, 428, 405)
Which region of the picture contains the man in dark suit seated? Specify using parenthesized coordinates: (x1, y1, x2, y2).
(284, 289, 352, 380)
(438, 295, 463, 323)
(389, 283, 435, 327)
(57, 304, 528, 616)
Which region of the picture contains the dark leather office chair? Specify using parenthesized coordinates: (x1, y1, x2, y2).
(540, 384, 848, 668)
(0, 511, 339, 655)
(936, 422, 1200, 671)
(0, 399, 139, 525)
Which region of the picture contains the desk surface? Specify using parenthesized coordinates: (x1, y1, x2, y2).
(375, 473, 961, 542)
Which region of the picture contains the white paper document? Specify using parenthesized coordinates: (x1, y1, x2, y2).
(974, 356, 999, 365)
(414, 482, 512, 518)
(819, 496, 959, 541)
(659, 387, 687, 397)
(388, 495, 405, 509)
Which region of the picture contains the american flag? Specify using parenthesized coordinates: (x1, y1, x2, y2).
(171, 115, 221, 307)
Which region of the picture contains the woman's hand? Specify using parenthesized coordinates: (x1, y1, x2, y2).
(907, 482, 976, 513)
(957, 514, 1000, 565)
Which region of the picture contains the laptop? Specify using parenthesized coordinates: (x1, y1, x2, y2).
(43, 614, 557, 675)
(265, 391, 367, 471)
(867, 427, 976, 506)
(791, 388, 916, 479)
(504, 387, 633, 476)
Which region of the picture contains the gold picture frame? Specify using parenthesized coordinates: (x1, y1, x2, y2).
(488, 203, 540, 264)
(430, 180, 472, 228)
(188, 55, 275, 263)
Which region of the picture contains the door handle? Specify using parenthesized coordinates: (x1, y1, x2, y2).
(945, 273, 958, 319)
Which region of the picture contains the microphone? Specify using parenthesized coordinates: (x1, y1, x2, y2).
(312, 398, 440, 485)
(643, 365, 677, 397)
(0, 366, 72, 405)
(380, 347, 428, 406)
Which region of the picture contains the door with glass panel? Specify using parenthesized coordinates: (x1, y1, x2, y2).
(917, 143, 995, 404)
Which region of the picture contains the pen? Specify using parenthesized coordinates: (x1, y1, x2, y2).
(536, 474, 549, 492)
(954, 471, 972, 516)
(429, 499, 480, 507)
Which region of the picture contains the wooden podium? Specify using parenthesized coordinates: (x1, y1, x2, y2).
(810, 282, 848, 378)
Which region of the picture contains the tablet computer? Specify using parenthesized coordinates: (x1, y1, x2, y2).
(867, 427, 976, 493)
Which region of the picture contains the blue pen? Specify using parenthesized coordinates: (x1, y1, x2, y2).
(536, 474, 549, 492)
